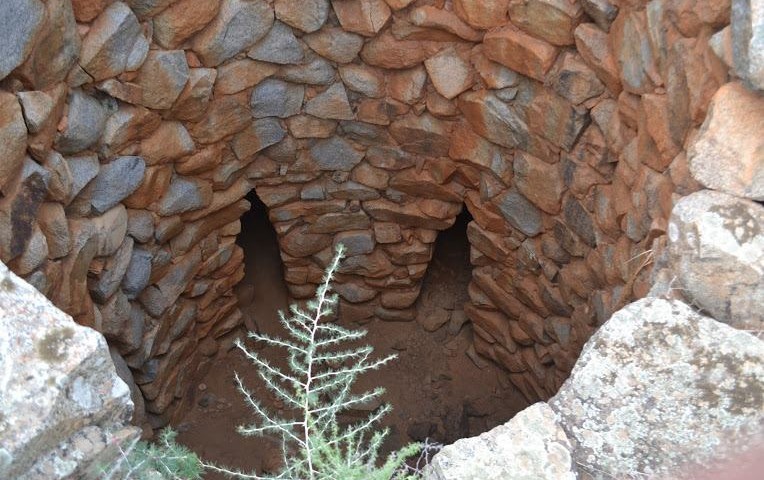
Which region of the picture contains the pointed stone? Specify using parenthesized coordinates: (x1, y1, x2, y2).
(133, 50, 189, 110)
(304, 28, 364, 64)
(54, 89, 109, 155)
(305, 83, 354, 120)
(274, 0, 329, 33)
(250, 78, 304, 118)
(153, 0, 222, 49)
(79, 2, 144, 81)
(424, 46, 474, 100)
(0, 92, 28, 193)
(248, 21, 304, 65)
(191, 0, 274, 67)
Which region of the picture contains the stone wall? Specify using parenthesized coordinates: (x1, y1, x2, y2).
(0, 0, 750, 429)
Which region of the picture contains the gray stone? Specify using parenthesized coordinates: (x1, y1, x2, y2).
(732, 0, 764, 90)
(274, 0, 329, 33)
(459, 90, 530, 150)
(90, 156, 146, 215)
(304, 27, 364, 64)
(99, 290, 138, 351)
(133, 50, 190, 110)
(0, 92, 29, 193)
(157, 175, 212, 216)
(0, 0, 45, 81)
(425, 403, 577, 480)
(11, 224, 47, 276)
(668, 190, 764, 331)
(16, 91, 53, 135)
(109, 347, 146, 428)
(89, 237, 134, 304)
(79, 2, 144, 81)
(334, 230, 375, 256)
(126, 210, 154, 244)
(688, 82, 764, 200)
(310, 136, 364, 171)
(338, 65, 385, 98)
(126, 0, 176, 18)
(562, 197, 596, 248)
(305, 82, 354, 120)
(122, 247, 153, 299)
(65, 154, 100, 205)
(248, 21, 304, 65)
(138, 247, 201, 317)
(0, 160, 49, 261)
(55, 90, 109, 155)
(0, 261, 137, 479)
(550, 298, 764, 479)
(581, 0, 618, 32)
(250, 78, 304, 118)
(496, 189, 543, 237)
(191, 0, 274, 67)
(15, 0, 80, 89)
(278, 56, 335, 85)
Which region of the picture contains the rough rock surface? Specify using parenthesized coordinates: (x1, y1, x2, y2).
(688, 82, 763, 200)
(550, 298, 764, 479)
(0, 261, 139, 479)
(667, 190, 764, 331)
(424, 402, 577, 480)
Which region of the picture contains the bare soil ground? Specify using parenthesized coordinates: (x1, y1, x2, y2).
(176, 201, 529, 478)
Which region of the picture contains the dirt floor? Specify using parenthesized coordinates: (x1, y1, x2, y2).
(176, 200, 529, 478)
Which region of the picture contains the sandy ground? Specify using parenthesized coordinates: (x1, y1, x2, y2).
(176, 201, 529, 478)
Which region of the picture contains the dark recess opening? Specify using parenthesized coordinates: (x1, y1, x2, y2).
(176, 203, 528, 477)
(234, 190, 289, 335)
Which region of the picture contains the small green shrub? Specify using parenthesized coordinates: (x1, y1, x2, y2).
(204, 244, 421, 480)
(103, 428, 202, 480)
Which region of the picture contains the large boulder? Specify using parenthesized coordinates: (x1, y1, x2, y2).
(424, 402, 577, 480)
(550, 298, 764, 479)
(0, 261, 139, 479)
(667, 190, 764, 331)
(688, 82, 764, 200)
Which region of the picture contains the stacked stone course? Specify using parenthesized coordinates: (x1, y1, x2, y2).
(0, 0, 759, 430)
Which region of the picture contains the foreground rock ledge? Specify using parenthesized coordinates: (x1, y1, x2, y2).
(0, 261, 139, 479)
(427, 298, 764, 480)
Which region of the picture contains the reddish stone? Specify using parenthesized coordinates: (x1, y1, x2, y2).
(483, 24, 559, 81)
(453, 0, 509, 30)
(508, 0, 584, 46)
(153, 0, 221, 49)
(360, 31, 443, 69)
(470, 45, 520, 90)
(167, 68, 217, 122)
(214, 59, 277, 96)
(514, 151, 564, 214)
(424, 46, 475, 100)
(331, 0, 392, 37)
(286, 115, 336, 138)
(610, 10, 659, 94)
(0, 92, 28, 193)
(573, 23, 622, 94)
(387, 66, 427, 105)
(409, 6, 483, 42)
(124, 165, 173, 210)
(390, 113, 452, 157)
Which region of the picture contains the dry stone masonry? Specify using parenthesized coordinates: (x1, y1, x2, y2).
(0, 0, 762, 449)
